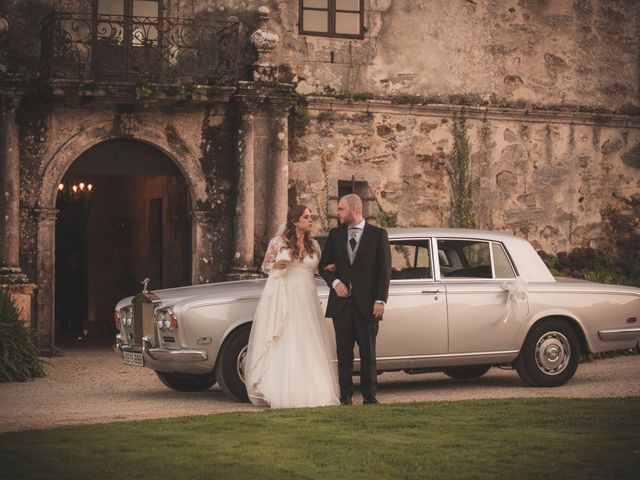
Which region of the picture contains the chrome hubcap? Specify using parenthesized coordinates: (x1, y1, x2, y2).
(237, 345, 248, 384)
(535, 331, 570, 375)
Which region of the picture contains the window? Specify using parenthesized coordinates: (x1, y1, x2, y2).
(92, 0, 161, 80)
(437, 239, 516, 279)
(299, 0, 364, 39)
(95, 0, 159, 45)
(390, 240, 432, 280)
(335, 178, 375, 221)
(492, 243, 516, 279)
(438, 239, 492, 279)
(96, 0, 125, 44)
(132, 0, 160, 47)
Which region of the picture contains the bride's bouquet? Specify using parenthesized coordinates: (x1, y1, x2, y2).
(271, 248, 291, 279)
(275, 248, 292, 263)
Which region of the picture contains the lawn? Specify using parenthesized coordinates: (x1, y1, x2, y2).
(1, 398, 638, 479)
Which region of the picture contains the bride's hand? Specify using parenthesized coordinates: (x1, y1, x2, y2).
(323, 263, 336, 272)
(274, 260, 290, 269)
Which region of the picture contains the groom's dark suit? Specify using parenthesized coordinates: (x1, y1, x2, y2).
(319, 222, 391, 403)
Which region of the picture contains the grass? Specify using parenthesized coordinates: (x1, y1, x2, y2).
(1, 398, 638, 479)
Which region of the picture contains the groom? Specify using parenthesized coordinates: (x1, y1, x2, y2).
(319, 194, 391, 405)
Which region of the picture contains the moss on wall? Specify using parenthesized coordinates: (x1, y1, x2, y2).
(198, 104, 237, 278)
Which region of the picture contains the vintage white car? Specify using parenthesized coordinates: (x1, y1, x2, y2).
(114, 228, 640, 402)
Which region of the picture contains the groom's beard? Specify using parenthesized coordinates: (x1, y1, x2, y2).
(339, 215, 358, 227)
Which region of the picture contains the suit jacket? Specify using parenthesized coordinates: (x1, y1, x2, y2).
(319, 222, 392, 321)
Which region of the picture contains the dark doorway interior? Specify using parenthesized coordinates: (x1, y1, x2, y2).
(55, 201, 88, 338)
(148, 198, 163, 286)
(55, 139, 191, 342)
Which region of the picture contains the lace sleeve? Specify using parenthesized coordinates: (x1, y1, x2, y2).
(261, 236, 285, 274)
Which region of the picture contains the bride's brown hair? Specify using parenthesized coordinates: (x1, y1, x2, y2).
(284, 204, 316, 260)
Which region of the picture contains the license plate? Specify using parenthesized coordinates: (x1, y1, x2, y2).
(123, 351, 144, 367)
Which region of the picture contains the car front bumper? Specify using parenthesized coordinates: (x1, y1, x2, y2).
(114, 334, 210, 371)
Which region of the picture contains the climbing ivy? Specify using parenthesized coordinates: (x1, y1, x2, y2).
(448, 110, 475, 229)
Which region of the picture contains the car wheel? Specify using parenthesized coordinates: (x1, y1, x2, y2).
(155, 371, 216, 392)
(442, 365, 491, 379)
(214, 325, 250, 403)
(515, 319, 581, 387)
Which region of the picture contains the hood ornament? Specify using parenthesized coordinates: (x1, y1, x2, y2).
(141, 277, 151, 294)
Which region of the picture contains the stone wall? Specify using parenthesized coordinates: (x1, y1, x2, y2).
(273, 0, 639, 112)
(291, 99, 639, 253)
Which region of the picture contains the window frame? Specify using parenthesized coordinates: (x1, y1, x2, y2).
(299, 0, 365, 39)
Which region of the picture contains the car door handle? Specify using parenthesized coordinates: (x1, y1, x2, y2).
(389, 290, 440, 296)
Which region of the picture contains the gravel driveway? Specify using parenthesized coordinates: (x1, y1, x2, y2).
(1, 344, 639, 433)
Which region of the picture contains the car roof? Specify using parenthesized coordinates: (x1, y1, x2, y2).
(318, 227, 522, 243)
(384, 227, 521, 242)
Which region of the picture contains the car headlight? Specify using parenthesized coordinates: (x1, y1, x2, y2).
(154, 308, 178, 331)
(121, 308, 132, 327)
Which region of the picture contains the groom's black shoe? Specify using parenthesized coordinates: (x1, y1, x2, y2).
(340, 397, 353, 406)
(363, 397, 380, 405)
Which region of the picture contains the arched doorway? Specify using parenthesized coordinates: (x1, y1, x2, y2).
(54, 139, 192, 342)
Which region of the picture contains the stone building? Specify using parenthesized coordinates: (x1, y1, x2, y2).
(0, 0, 638, 353)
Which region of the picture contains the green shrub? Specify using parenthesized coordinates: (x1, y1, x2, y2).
(0, 289, 45, 382)
(538, 247, 640, 287)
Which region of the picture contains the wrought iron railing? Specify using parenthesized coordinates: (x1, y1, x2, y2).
(40, 12, 241, 85)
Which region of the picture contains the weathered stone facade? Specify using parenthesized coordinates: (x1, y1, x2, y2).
(0, 0, 638, 352)
(291, 100, 639, 253)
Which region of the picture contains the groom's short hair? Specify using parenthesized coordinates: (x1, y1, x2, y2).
(341, 193, 363, 213)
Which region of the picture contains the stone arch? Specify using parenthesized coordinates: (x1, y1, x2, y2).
(34, 121, 216, 351)
(37, 121, 208, 210)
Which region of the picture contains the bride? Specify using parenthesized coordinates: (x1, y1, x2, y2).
(244, 205, 340, 408)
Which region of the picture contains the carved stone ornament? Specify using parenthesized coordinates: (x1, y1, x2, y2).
(120, 113, 140, 135)
(250, 7, 279, 82)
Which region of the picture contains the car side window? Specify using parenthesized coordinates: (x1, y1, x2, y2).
(492, 242, 516, 278)
(438, 239, 493, 279)
(390, 240, 432, 280)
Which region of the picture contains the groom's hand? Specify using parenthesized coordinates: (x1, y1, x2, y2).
(373, 303, 385, 318)
(335, 282, 349, 297)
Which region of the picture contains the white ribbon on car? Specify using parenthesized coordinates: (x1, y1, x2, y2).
(500, 276, 529, 323)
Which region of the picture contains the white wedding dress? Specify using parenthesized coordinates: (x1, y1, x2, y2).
(244, 236, 340, 409)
